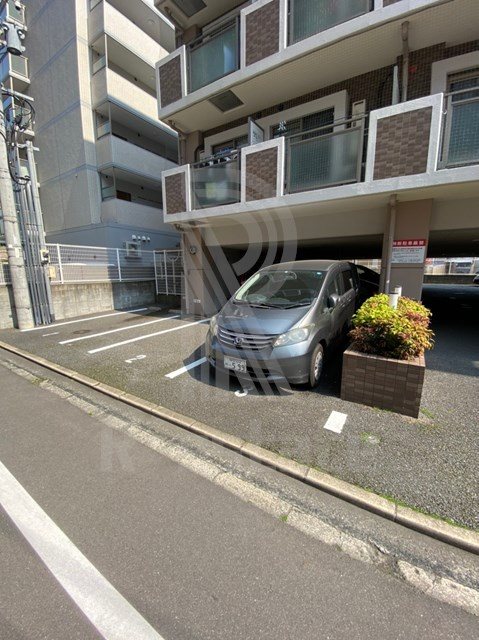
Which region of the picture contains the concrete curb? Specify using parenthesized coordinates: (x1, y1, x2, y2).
(1, 339, 478, 556)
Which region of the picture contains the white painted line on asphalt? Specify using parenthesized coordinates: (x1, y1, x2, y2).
(125, 355, 147, 364)
(0, 460, 165, 640)
(165, 357, 207, 379)
(59, 316, 180, 345)
(88, 319, 210, 355)
(21, 308, 149, 332)
(323, 411, 348, 434)
(42, 332, 60, 337)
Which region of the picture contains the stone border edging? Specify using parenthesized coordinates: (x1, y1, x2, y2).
(1, 339, 478, 556)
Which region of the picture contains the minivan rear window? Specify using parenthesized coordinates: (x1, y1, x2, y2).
(234, 270, 326, 308)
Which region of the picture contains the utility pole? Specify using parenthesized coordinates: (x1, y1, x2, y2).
(0, 98, 33, 328)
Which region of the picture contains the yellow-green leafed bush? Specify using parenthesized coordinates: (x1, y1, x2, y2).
(349, 294, 434, 360)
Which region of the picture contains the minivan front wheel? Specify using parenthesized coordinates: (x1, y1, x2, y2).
(308, 343, 324, 388)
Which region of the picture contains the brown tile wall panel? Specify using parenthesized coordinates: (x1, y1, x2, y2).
(341, 347, 425, 418)
(165, 173, 186, 214)
(159, 56, 182, 108)
(245, 148, 278, 201)
(204, 40, 478, 140)
(246, 0, 280, 66)
(374, 107, 432, 179)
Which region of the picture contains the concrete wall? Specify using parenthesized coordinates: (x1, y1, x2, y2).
(0, 281, 156, 329)
(0, 286, 17, 329)
(51, 281, 156, 321)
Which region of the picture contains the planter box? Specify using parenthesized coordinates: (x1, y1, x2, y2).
(341, 344, 425, 418)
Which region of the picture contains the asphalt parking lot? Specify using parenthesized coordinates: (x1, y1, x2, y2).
(1, 285, 477, 528)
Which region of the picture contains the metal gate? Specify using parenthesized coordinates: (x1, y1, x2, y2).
(154, 249, 184, 296)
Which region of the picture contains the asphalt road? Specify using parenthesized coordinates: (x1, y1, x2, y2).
(0, 285, 477, 528)
(1, 363, 478, 640)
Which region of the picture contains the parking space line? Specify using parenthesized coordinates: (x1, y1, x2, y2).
(0, 460, 165, 640)
(88, 319, 210, 354)
(21, 308, 149, 332)
(165, 357, 207, 379)
(59, 316, 180, 345)
(323, 411, 347, 434)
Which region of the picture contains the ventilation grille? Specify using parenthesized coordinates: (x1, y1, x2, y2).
(209, 90, 244, 113)
(170, 0, 207, 18)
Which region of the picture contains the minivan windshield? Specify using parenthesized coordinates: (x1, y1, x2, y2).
(234, 269, 326, 308)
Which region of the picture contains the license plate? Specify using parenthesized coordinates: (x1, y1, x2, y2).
(224, 356, 247, 373)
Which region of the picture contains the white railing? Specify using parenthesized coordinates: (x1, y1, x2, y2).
(1, 245, 184, 294)
(47, 243, 156, 284)
(154, 249, 183, 296)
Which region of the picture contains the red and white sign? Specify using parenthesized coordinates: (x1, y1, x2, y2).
(392, 239, 427, 264)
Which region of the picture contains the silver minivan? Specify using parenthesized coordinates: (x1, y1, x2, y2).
(205, 260, 360, 387)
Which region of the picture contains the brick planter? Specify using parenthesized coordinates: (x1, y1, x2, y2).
(341, 345, 425, 418)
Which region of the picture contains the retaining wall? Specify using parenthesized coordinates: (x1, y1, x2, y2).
(0, 280, 156, 329)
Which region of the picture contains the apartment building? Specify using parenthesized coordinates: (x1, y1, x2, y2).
(154, 0, 479, 316)
(1, 0, 181, 250)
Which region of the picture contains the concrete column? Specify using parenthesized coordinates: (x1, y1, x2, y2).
(381, 199, 432, 300)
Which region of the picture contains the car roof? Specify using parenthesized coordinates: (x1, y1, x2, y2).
(261, 260, 346, 272)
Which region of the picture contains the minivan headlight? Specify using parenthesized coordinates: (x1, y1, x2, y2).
(273, 325, 313, 348)
(209, 315, 218, 337)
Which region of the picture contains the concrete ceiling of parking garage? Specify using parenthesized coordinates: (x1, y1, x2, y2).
(167, 0, 479, 133)
(155, 0, 245, 30)
(197, 184, 479, 256)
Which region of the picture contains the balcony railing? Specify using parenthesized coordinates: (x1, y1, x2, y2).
(285, 117, 365, 193)
(440, 88, 479, 168)
(187, 18, 240, 93)
(289, 0, 373, 45)
(191, 150, 241, 209)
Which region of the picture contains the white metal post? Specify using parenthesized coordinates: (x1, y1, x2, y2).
(164, 252, 168, 295)
(116, 248, 122, 282)
(57, 244, 64, 284)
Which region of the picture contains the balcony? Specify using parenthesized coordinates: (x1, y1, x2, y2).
(156, 0, 477, 133)
(89, 1, 169, 68)
(91, 66, 159, 122)
(100, 198, 165, 230)
(161, 94, 479, 222)
(96, 133, 176, 182)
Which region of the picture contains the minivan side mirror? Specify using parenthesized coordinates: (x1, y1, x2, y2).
(328, 293, 340, 309)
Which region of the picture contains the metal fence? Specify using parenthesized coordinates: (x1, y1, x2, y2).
(154, 249, 183, 296)
(47, 243, 157, 284)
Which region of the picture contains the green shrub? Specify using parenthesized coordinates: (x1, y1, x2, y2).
(349, 294, 434, 360)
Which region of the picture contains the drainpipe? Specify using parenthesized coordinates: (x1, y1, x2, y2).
(382, 194, 397, 294)
(401, 21, 410, 103)
(167, 120, 187, 164)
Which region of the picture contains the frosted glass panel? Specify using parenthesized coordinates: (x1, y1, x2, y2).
(189, 24, 238, 92)
(290, 0, 371, 44)
(446, 100, 479, 166)
(288, 128, 362, 193)
(192, 157, 240, 209)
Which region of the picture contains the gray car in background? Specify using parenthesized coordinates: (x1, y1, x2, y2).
(206, 260, 361, 387)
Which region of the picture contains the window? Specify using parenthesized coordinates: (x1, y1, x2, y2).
(271, 108, 334, 139)
(341, 269, 354, 293)
(212, 134, 248, 156)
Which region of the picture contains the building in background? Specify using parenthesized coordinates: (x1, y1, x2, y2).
(1, 0, 181, 250)
(155, 0, 479, 316)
